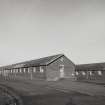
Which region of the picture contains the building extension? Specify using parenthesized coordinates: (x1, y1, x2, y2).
(75, 63, 105, 84)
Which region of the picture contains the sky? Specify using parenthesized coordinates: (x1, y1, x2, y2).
(0, 0, 105, 66)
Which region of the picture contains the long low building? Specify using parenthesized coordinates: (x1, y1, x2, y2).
(1, 54, 105, 83)
(0, 54, 75, 81)
(75, 63, 105, 83)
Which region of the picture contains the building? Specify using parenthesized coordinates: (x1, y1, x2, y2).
(75, 63, 105, 83)
(0, 54, 75, 81)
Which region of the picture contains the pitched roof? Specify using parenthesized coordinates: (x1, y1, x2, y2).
(0, 54, 64, 70)
(76, 62, 105, 71)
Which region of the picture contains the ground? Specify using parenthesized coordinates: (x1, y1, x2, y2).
(0, 78, 105, 105)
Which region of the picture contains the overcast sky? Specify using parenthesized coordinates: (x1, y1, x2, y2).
(0, 0, 105, 66)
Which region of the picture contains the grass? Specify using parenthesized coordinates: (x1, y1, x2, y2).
(0, 78, 105, 105)
(21, 92, 74, 105)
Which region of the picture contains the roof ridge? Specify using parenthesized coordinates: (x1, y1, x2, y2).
(76, 62, 105, 66)
(46, 54, 64, 65)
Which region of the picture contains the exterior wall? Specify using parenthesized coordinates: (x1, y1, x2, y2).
(46, 56, 75, 81)
(32, 66, 46, 79)
(62, 56, 75, 78)
(15, 66, 46, 80)
(0, 66, 46, 80)
(101, 71, 105, 82)
(15, 68, 33, 80)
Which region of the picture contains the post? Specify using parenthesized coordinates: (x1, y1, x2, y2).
(30, 67, 33, 80)
(28, 67, 33, 80)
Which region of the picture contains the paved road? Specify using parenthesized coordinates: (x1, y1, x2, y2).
(48, 79, 105, 96)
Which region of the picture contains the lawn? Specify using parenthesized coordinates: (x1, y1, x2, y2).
(0, 78, 105, 105)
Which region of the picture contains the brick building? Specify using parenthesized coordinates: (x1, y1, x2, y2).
(0, 54, 75, 81)
(75, 63, 105, 83)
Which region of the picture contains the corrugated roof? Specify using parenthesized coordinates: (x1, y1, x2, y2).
(0, 54, 64, 70)
(76, 62, 105, 71)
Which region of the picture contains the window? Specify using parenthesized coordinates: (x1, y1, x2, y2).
(11, 69, 13, 73)
(59, 64, 65, 78)
(28, 68, 30, 73)
(98, 71, 102, 75)
(82, 71, 86, 75)
(33, 67, 36, 72)
(75, 71, 79, 75)
(23, 68, 26, 73)
(40, 67, 44, 73)
(19, 69, 22, 73)
(71, 73, 75, 76)
(89, 71, 92, 75)
(59, 64, 64, 71)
